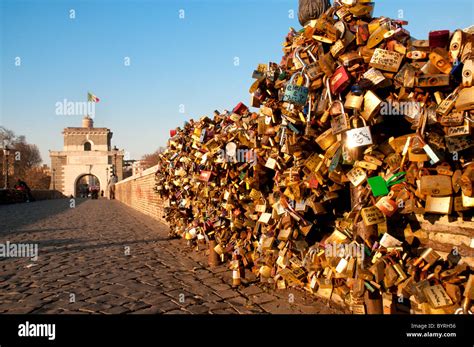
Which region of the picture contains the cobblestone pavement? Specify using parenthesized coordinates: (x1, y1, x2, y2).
(0, 199, 346, 314)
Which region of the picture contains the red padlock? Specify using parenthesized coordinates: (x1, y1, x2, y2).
(329, 65, 351, 95)
(375, 196, 398, 217)
(233, 102, 249, 115)
(429, 30, 450, 49)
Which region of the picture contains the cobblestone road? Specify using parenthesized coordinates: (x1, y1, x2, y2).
(0, 199, 345, 314)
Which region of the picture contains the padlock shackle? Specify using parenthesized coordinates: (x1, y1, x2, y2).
(294, 47, 308, 69)
(305, 44, 318, 63)
(465, 111, 474, 124)
(348, 114, 367, 127)
(288, 71, 310, 87)
(324, 76, 333, 104)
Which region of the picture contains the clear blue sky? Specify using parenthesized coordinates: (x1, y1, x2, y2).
(1, 0, 473, 164)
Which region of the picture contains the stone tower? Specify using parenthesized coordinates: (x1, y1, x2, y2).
(49, 116, 124, 197)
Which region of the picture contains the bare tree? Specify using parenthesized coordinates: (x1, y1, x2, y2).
(0, 127, 48, 189)
(141, 147, 165, 169)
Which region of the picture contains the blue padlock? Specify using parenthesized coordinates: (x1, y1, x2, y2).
(283, 72, 310, 106)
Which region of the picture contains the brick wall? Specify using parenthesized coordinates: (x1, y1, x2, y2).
(115, 165, 168, 224)
(115, 165, 474, 267)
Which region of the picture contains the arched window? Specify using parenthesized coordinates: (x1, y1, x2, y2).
(84, 142, 92, 151)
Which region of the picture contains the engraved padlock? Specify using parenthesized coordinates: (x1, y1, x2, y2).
(436, 88, 460, 116)
(330, 98, 349, 135)
(283, 70, 310, 106)
(304, 45, 323, 81)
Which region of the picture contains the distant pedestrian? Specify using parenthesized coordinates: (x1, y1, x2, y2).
(14, 179, 35, 202)
(108, 174, 118, 199)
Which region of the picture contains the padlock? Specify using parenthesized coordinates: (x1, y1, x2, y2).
(375, 195, 398, 217)
(416, 74, 450, 87)
(429, 47, 452, 74)
(330, 98, 350, 135)
(329, 65, 351, 94)
(462, 59, 473, 87)
(369, 48, 404, 73)
(449, 29, 464, 61)
(436, 88, 460, 116)
(305, 47, 324, 81)
(330, 39, 346, 58)
(282, 71, 310, 106)
(368, 172, 406, 197)
(455, 86, 474, 111)
(420, 175, 453, 196)
(429, 30, 450, 49)
(440, 111, 464, 126)
(345, 116, 373, 148)
(460, 163, 474, 197)
(344, 86, 364, 111)
(367, 21, 390, 49)
(407, 50, 428, 60)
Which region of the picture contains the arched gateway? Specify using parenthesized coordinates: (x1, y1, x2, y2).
(75, 174, 101, 198)
(49, 116, 124, 197)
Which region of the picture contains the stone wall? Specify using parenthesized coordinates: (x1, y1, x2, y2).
(414, 215, 474, 267)
(115, 164, 167, 224)
(31, 190, 66, 201)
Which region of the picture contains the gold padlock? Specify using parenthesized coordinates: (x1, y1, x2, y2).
(344, 92, 364, 110)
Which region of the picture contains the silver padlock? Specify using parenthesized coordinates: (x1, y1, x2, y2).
(330, 97, 349, 135)
(346, 116, 373, 148)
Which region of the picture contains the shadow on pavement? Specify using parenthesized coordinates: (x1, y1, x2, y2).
(0, 198, 88, 234)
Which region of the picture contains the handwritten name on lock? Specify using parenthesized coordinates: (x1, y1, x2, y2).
(346, 126, 373, 148)
(370, 48, 404, 73)
(283, 72, 309, 106)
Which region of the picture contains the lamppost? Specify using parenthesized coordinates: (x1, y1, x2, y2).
(52, 168, 56, 191)
(113, 146, 118, 178)
(3, 145, 10, 189)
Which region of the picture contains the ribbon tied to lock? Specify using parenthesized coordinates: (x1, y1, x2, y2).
(368, 171, 406, 197)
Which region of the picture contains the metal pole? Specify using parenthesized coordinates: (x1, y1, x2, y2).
(4, 152, 9, 189)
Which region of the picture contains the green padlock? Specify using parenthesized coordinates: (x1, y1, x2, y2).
(368, 172, 406, 197)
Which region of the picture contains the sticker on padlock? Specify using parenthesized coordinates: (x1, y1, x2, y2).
(346, 166, 367, 187)
(375, 196, 398, 217)
(346, 117, 373, 148)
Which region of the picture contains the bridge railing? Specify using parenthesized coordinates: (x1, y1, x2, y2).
(114, 166, 474, 268)
(0, 189, 66, 204)
(114, 164, 168, 224)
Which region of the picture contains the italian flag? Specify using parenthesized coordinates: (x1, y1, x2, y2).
(88, 92, 100, 103)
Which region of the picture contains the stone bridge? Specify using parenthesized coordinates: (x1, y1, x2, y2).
(0, 198, 343, 314)
(1, 164, 472, 315)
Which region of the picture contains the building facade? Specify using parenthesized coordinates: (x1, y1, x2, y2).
(49, 116, 124, 197)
